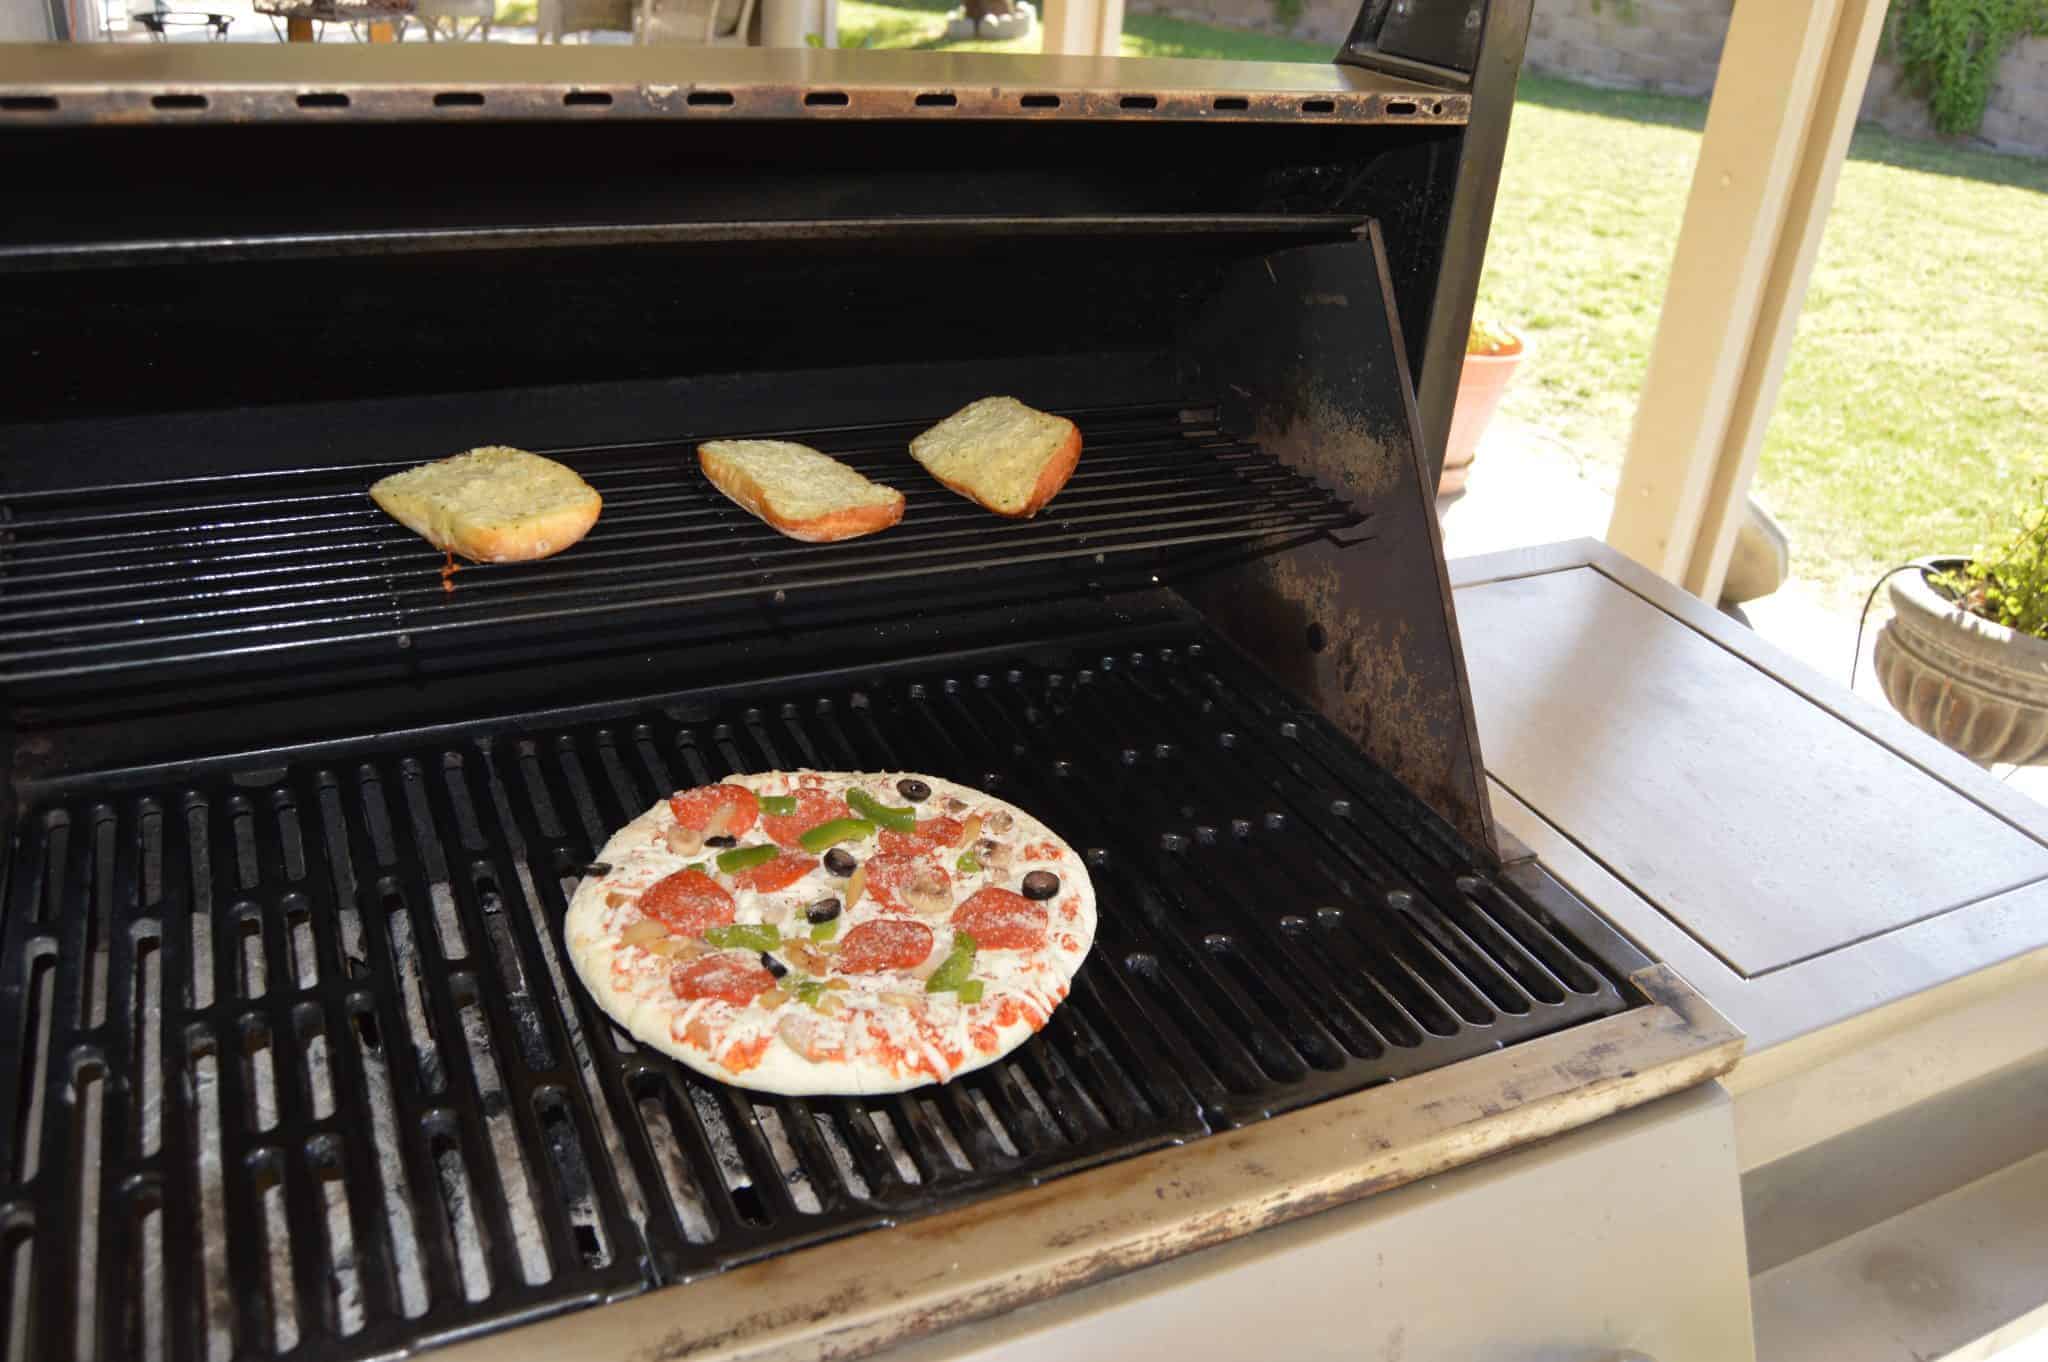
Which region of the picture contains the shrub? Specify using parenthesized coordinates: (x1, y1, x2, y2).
(1934, 487, 2048, 639)
(1886, 0, 2048, 137)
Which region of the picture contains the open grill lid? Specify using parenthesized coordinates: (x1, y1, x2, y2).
(2, 25, 1511, 854)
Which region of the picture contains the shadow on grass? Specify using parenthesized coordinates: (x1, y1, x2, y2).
(1515, 71, 2048, 195)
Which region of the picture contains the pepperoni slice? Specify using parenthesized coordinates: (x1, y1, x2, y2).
(878, 816, 964, 857)
(837, 919, 935, 974)
(952, 886, 1049, 951)
(862, 852, 950, 913)
(762, 786, 853, 846)
(638, 868, 736, 935)
(732, 850, 817, 895)
(671, 953, 777, 1005)
(669, 784, 759, 838)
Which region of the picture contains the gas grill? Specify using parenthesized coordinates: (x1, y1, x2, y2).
(0, 9, 1741, 1361)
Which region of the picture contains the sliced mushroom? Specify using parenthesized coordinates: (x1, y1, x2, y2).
(664, 824, 705, 857)
(757, 987, 789, 1010)
(605, 890, 630, 909)
(943, 796, 969, 814)
(985, 810, 1014, 834)
(778, 1011, 840, 1061)
(786, 940, 828, 975)
(975, 838, 1014, 870)
(902, 865, 953, 917)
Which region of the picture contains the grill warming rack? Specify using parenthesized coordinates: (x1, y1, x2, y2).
(0, 403, 1365, 689)
(0, 631, 1624, 1362)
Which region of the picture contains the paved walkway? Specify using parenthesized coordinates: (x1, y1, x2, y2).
(1438, 416, 2048, 804)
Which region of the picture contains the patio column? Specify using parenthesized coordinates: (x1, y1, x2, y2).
(1605, 0, 1890, 602)
(1039, 0, 1121, 56)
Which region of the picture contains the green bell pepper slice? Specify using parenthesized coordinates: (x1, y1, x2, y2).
(704, 922, 781, 952)
(715, 844, 779, 874)
(924, 931, 978, 993)
(846, 788, 918, 833)
(798, 818, 876, 853)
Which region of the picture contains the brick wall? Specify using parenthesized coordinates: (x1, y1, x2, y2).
(1126, 0, 2048, 158)
(1523, 0, 2048, 158)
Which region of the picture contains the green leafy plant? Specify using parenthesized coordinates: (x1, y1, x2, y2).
(1466, 316, 1521, 357)
(1268, 0, 1303, 29)
(1933, 486, 2048, 639)
(1885, 0, 2048, 136)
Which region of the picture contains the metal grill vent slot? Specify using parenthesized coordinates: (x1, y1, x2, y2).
(1, 1214, 30, 1362)
(131, 1185, 165, 1362)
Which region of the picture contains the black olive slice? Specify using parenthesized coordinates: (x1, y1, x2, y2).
(897, 777, 932, 802)
(805, 896, 843, 924)
(706, 835, 738, 848)
(823, 847, 858, 877)
(760, 952, 788, 979)
(1021, 870, 1060, 900)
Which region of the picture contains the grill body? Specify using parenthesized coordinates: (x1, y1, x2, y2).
(0, 12, 1743, 1362)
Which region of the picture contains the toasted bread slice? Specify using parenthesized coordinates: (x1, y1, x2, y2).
(909, 397, 1081, 519)
(370, 446, 602, 563)
(697, 439, 906, 543)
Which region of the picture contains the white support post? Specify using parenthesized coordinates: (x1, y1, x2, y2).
(1606, 0, 1891, 602)
(1039, 0, 1121, 56)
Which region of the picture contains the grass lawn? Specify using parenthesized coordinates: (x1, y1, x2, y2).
(838, 0, 1331, 60)
(1481, 75, 2048, 607)
(839, 3, 2048, 607)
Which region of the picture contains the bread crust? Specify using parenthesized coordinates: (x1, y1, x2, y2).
(909, 401, 1082, 518)
(697, 446, 906, 543)
(368, 450, 603, 563)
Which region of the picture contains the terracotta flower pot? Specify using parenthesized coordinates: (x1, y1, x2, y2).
(1873, 557, 2048, 766)
(1438, 334, 1524, 497)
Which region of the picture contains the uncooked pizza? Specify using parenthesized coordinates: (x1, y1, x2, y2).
(564, 771, 1096, 1095)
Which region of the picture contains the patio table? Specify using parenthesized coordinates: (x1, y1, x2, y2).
(254, 0, 415, 41)
(133, 9, 234, 37)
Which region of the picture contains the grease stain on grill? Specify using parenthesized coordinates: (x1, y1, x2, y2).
(188, 1030, 231, 1362)
(14, 945, 56, 1183)
(457, 982, 552, 1285)
(0, 633, 1629, 1362)
(72, 1057, 104, 1362)
(350, 1001, 430, 1318)
(428, 1116, 493, 1302)
(253, 1151, 301, 1353)
(309, 1138, 366, 1336)
(134, 925, 163, 1154)
(636, 1082, 716, 1243)
(133, 1182, 166, 1361)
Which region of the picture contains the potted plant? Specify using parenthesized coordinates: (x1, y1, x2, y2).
(1873, 495, 2048, 766)
(1438, 317, 1524, 498)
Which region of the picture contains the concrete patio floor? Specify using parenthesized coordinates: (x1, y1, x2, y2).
(1437, 417, 2048, 805)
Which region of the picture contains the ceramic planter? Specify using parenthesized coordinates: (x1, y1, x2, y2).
(1438, 335, 1523, 497)
(1873, 557, 2048, 765)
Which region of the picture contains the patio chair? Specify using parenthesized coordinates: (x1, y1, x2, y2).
(640, 0, 753, 45)
(414, 0, 492, 39)
(536, 0, 632, 41)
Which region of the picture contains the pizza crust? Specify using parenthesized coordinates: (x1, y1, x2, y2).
(564, 772, 1096, 1096)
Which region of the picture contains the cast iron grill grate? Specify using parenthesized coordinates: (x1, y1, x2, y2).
(0, 404, 1366, 687)
(0, 632, 1624, 1361)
